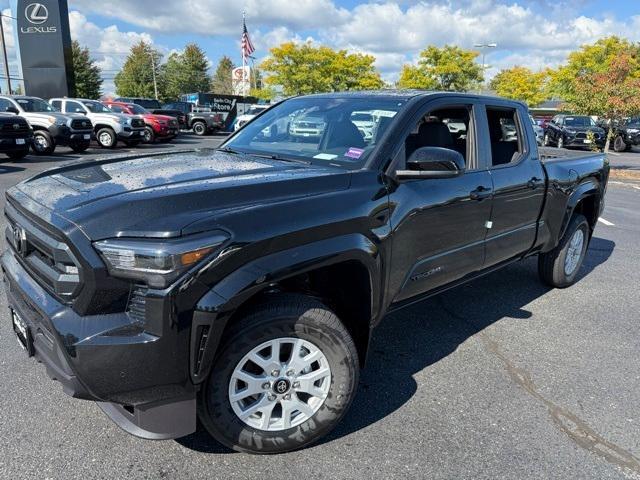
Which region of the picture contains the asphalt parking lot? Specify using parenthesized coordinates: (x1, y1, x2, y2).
(0, 141, 639, 479)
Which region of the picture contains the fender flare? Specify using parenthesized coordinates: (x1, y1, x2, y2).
(557, 179, 601, 242)
(189, 234, 382, 384)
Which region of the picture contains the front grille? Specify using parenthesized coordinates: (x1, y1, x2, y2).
(1, 121, 30, 137)
(4, 202, 81, 302)
(576, 132, 601, 140)
(126, 285, 147, 324)
(131, 118, 145, 128)
(70, 118, 91, 130)
(169, 119, 178, 127)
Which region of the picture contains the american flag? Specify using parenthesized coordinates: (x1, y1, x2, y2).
(241, 16, 255, 62)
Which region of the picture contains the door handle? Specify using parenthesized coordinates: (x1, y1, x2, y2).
(470, 186, 492, 201)
(527, 177, 542, 189)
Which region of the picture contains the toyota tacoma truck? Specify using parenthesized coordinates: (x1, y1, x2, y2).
(0, 113, 33, 160)
(159, 101, 224, 136)
(2, 91, 609, 454)
(610, 116, 640, 152)
(50, 98, 146, 148)
(0, 95, 92, 155)
(104, 101, 179, 143)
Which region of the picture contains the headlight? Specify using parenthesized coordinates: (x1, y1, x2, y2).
(94, 232, 228, 288)
(628, 128, 639, 134)
(565, 129, 576, 135)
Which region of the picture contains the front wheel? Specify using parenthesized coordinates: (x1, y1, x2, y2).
(538, 214, 590, 288)
(198, 294, 359, 454)
(192, 121, 207, 136)
(31, 131, 55, 155)
(613, 135, 627, 153)
(96, 128, 117, 148)
(143, 126, 155, 143)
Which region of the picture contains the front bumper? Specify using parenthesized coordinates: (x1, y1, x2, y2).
(623, 131, 640, 145)
(49, 125, 92, 147)
(117, 127, 146, 140)
(0, 134, 33, 152)
(1, 247, 196, 439)
(564, 136, 605, 148)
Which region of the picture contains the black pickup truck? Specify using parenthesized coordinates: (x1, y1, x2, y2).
(154, 101, 224, 135)
(0, 113, 32, 160)
(2, 91, 609, 454)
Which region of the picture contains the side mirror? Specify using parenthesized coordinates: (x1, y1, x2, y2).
(6, 106, 19, 114)
(396, 147, 465, 180)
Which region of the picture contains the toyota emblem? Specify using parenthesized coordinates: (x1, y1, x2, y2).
(12, 224, 27, 256)
(12, 123, 20, 130)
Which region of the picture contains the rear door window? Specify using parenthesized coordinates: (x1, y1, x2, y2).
(485, 106, 524, 167)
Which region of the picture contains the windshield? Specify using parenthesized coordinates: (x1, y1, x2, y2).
(564, 116, 595, 127)
(626, 117, 640, 125)
(225, 96, 406, 168)
(83, 101, 113, 113)
(17, 98, 56, 112)
(128, 104, 148, 115)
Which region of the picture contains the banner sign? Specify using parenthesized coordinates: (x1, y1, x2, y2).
(232, 66, 250, 96)
(14, 0, 74, 98)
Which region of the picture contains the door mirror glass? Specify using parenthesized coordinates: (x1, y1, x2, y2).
(396, 146, 465, 180)
(6, 106, 19, 114)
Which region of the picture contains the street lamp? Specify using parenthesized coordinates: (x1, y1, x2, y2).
(474, 43, 497, 94)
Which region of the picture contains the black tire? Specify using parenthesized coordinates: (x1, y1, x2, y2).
(143, 126, 155, 143)
(192, 121, 207, 136)
(557, 135, 564, 149)
(31, 130, 55, 155)
(538, 214, 590, 288)
(613, 135, 627, 153)
(96, 127, 117, 149)
(71, 143, 90, 153)
(6, 149, 29, 160)
(198, 294, 360, 454)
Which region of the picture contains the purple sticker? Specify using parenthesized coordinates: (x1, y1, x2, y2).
(345, 147, 364, 159)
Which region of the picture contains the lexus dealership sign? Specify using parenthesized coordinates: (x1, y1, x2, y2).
(14, 0, 74, 98)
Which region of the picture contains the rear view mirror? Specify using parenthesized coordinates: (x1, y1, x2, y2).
(396, 147, 465, 180)
(6, 106, 19, 114)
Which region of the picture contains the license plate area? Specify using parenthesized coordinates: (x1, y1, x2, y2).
(11, 309, 34, 356)
(83, 134, 90, 140)
(15, 138, 26, 145)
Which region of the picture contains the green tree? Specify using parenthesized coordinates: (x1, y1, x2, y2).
(70, 40, 102, 99)
(114, 41, 163, 99)
(549, 36, 640, 103)
(566, 52, 640, 152)
(261, 42, 384, 96)
(397, 45, 483, 92)
(211, 55, 235, 94)
(489, 66, 550, 107)
(161, 43, 210, 101)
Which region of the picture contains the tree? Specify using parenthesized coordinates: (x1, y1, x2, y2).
(489, 66, 550, 107)
(161, 43, 210, 101)
(397, 45, 483, 92)
(567, 52, 640, 152)
(71, 40, 102, 99)
(261, 42, 384, 96)
(211, 55, 235, 94)
(549, 36, 640, 103)
(114, 41, 163, 99)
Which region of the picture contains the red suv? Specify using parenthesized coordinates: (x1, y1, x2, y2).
(103, 101, 179, 143)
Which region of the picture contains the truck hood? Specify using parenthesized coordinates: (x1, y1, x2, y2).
(12, 149, 351, 240)
(565, 126, 605, 134)
(89, 112, 132, 123)
(20, 111, 87, 122)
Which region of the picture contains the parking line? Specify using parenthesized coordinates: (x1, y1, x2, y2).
(598, 218, 615, 226)
(607, 152, 621, 156)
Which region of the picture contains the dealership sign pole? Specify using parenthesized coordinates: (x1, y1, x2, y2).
(12, 0, 75, 98)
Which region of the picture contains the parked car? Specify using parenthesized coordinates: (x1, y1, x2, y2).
(151, 107, 188, 129)
(2, 91, 609, 454)
(51, 98, 146, 148)
(104, 101, 179, 143)
(114, 97, 162, 111)
(160, 101, 224, 136)
(610, 116, 640, 152)
(530, 115, 544, 146)
(289, 113, 326, 140)
(0, 113, 33, 160)
(543, 114, 605, 149)
(0, 95, 92, 155)
(234, 104, 269, 131)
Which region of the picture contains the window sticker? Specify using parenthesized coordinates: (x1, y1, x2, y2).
(313, 153, 338, 160)
(345, 147, 364, 159)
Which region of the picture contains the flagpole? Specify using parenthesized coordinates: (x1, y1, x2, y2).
(242, 10, 246, 99)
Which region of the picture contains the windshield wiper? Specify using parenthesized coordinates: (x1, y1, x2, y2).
(248, 152, 311, 165)
(216, 146, 242, 155)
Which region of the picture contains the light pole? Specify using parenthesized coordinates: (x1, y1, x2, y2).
(474, 43, 497, 94)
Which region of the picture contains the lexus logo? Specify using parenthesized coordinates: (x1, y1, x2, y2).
(25, 3, 48, 25)
(11, 224, 27, 256)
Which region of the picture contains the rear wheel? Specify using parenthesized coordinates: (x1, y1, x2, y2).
(32, 131, 55, 155)
(198, 294, 359, 454)
(97, 127, 117, 148)
(538, 214, 590, 288)
(192, 121, 207, 136)
(6, 149, 28, 160)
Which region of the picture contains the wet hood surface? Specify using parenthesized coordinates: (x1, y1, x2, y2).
(12, 149, 351, 240)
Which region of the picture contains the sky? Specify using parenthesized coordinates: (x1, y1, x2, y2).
(2, 0, 640, 95)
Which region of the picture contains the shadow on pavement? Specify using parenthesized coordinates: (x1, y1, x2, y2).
(0, 164, 26, 174)
(178, 238, 614, 454)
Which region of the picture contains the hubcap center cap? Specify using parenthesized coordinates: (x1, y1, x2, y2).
(273, 378, 291, 395)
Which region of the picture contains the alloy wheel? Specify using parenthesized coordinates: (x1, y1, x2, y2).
(564, 228, 584, 275)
